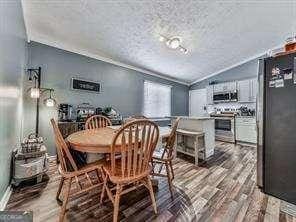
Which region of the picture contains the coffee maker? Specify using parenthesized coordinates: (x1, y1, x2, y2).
(58, 104, 73, 122)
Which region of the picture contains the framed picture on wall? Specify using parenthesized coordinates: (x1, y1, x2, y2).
(71, 78, 101, 93)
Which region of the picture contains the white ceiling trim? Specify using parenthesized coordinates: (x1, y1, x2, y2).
(189, 44, 283, 86)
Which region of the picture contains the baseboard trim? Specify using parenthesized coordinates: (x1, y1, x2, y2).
(0, 185, 12, 210)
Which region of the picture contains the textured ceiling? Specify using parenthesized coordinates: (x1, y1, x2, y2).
(22, 0, 296, 84)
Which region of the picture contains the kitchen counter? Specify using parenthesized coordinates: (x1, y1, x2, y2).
(235, 116, 256, 118)
(171, 116, 215, 159)
(170, 116, 214, 120)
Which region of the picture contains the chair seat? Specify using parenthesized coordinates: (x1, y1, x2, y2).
(152, 148, 173, 162)
(152, 156, 172, 163)
(102, 159, 151, 184)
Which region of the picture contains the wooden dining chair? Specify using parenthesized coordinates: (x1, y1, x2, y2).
(151, 118, 180, 199)
(85, 115, 112, 129)
(100, 119, 159, 222)
(51, 119, 104, 222)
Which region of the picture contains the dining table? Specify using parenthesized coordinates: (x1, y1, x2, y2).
(67, 125, 171, 154)
(67, 125, 171, 187)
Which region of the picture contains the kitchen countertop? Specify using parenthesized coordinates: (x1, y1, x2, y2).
(235, 116, 256, 118)
(170, 116, 214, 120)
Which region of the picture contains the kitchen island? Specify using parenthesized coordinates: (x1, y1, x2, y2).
(171, 116, 215, 160)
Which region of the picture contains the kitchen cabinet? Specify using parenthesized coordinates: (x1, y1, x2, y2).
(206, 85, 213, 104)
(237, 78, 257, 103)
(213, 82, 236, 93)
(250, 78, 258, 102)
(235, 117, 257, 144)
(238, 79, 250, 102)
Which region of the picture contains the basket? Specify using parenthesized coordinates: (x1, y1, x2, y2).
(14, 154, 49, 179)
(21, 133, 44, 153)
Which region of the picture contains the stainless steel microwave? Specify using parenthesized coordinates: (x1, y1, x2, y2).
(213, 91, 238, 103)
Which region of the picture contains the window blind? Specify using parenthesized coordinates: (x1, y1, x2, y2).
(143, 81, 171, 118)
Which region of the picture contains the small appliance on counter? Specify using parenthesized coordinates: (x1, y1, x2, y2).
(58, 103, 73, 122)
(103, 106, 122, 125)
(12, 133, 48, 186)
(76, 103, 95, 122)
(95, 107, 103, 115)
(238, 106, 255, 116)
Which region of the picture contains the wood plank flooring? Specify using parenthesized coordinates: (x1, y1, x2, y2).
(6, 142, 296, 221)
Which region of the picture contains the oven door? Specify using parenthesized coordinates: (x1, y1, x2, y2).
(215, 118, 232, 131)
(213, 93, 230, 102)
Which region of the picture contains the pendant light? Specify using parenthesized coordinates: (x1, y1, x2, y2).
(30, 78, 40, 98)
(44, 89, 56, 107)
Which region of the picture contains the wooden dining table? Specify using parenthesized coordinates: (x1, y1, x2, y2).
(67, 125, 171, 187)
(67, 125, 171, 154)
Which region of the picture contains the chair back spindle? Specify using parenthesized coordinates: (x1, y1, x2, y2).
(85, 115, 112, 129)
(111, 120, 159, 180)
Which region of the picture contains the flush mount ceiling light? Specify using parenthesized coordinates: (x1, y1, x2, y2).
(159, 35, 188, 54)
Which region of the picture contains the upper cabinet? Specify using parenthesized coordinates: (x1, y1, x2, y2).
(237, 78, 257, 103)
(205, 78, 257, 104)
(213, 81, 236, 93)
(250, 78, 258, 102)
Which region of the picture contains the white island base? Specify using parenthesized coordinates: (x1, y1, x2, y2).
(171, 116, 215, 163)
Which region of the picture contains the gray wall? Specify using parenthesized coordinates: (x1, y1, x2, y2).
(190, 58, 260, 90)
(24, 42, 189, 155)
(0, 1, 27, 199)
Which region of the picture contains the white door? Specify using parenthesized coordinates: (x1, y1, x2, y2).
(189, 89, 207, 117)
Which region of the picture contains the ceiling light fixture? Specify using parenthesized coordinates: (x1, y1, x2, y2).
(159, 35, 188, 54)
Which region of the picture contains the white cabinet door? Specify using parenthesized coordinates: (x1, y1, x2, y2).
(250, 78, 258, 102)
(238, 79, 251, 102)
(189, 89, 207, 117)
(235, 117, 257, 143)
(236, 124, 257, 143)
(213, 83, 223, 93)
(206, 85, 213, 104)
(213, 82, 236, 93)
(227, 81, 237, 91)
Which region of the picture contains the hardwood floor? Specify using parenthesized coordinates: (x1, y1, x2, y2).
(6, 142, 296, 221)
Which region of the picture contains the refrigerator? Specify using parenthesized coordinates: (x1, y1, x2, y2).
(257, 52, 296, 204)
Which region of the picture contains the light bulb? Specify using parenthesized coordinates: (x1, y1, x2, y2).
(180, 47, 188, 54)
(44, 97, 56, 107)
(159, 36, 166, 42)
(167, 37, 181, 49)
(30, 88, 40, 98)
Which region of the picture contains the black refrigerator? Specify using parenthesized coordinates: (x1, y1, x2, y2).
(257, 52, 296, 204)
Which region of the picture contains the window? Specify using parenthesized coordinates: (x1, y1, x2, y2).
(143, 81, 171, 118)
